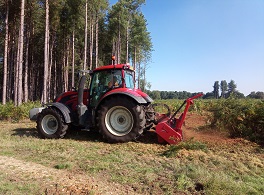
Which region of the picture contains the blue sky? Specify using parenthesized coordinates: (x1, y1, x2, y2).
(110, 0, 264, 95)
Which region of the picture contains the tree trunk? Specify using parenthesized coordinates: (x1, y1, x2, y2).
(54, 60, 57, 99)
(112, 40, 116, 65)
(10, 36, 16, 102)
(89, 18, 94, 70)
(65, 39, 70, 91)
(117, 21, 121, 64)
(126, 24, 129, 63)
(24, 28, 29, 103)
(29, 20, 35, 101)
(95, 15, 99, 68)
(14, 38, 19, 106)
(2, 2, 9, 105)
(137, 62, 141, 90)
(84, 0, 88, 70)
(134, 47, 138, 88)
(48, 38, 53, 101)
(142, 63, 146, 92)
(72, 30, 75, 88)
(16, 0, 25, 106)
(43, 0, 49, 104)
(63, 52, 66, 91)
(133, 47, 137, 70)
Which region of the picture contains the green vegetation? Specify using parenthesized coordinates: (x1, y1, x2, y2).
(206, 98, 264, 145)
(0, 102, 41, 121)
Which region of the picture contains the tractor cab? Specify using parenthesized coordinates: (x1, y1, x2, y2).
(89, 64, 135, 107)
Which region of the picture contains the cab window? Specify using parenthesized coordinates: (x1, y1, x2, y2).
(124, 70, 134, 89)
(89, 70, 122, 107)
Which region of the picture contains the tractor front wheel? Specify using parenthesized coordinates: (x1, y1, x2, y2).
(37, 108, 68, 139)
(97, 96, 146, 143)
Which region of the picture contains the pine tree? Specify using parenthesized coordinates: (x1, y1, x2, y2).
(228, 80, 237, 95)
(220, 80, 228, 98)
(213, 81, 219, 99)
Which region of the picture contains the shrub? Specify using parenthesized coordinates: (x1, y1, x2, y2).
(0, 101, 41, 121)
(208, 98, 264, 144)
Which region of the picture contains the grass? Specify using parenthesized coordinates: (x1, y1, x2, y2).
(161, 139, 208, 157)
(0, 120, 264, 194)
(0, 168, 42, 195)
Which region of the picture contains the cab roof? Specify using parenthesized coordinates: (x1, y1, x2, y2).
(93, 64, 134, 72)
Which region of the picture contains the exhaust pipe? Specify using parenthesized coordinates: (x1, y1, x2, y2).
(77, 75, 88, 126)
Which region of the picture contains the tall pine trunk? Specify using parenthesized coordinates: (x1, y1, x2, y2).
(84, 0, 88, 70)
(43, 0, 49, 104)
(126, 25, 129, 63)
(2, 2, 9, 105)
(112, 41, 116, 65)
(72, 30, 75, 88)
(95, 16, 99, 68)
(89, 19, 94, 70)
(64, 40, 70, 91)
(15, 0, 25, 106)
(48, 39, 53, 101)
(24, 29, 29, 103)
(117, 20, 121, 64)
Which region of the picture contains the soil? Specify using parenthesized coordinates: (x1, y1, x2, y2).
(183, 113, 234, 145)
(0, 113, 257, 194)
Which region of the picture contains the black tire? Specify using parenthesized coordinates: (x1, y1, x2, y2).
(97, 96, 146, 143)
(36, 108, 68, 139)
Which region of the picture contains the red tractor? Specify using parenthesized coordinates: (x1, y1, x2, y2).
(30, 63, 202, 144)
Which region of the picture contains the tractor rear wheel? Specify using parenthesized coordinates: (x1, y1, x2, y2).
(37, 108, 68, 139)
(97, 96, 146, 143)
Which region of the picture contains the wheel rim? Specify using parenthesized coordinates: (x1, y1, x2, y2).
(105, 106, 134, 136)
(41, 114, 58, 135)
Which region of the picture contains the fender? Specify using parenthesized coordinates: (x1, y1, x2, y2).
(106, 89, 147, 102)
(47, 102, 72, 123)
(95, 89, 147, 110)
(135, 89, 154, 103)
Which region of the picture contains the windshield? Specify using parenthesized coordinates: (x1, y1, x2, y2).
(124, 70, 134, 89)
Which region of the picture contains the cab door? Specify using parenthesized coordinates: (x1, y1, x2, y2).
(89, 70, 123, 107)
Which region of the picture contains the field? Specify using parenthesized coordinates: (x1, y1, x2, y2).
(0, 109, 264, 194)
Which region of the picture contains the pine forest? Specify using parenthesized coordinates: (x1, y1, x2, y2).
(0, 0, 152, 105)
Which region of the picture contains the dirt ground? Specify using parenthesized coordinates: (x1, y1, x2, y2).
(184, 113, 235, 145)
(0, 113, 257, 194)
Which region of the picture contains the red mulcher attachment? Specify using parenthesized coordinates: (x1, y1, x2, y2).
(155, 93, 203, 144)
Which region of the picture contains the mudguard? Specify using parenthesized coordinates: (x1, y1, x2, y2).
(97, 89, 148, 110)
(47, 102, 72, 123)
(134, 89, 154, 103)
